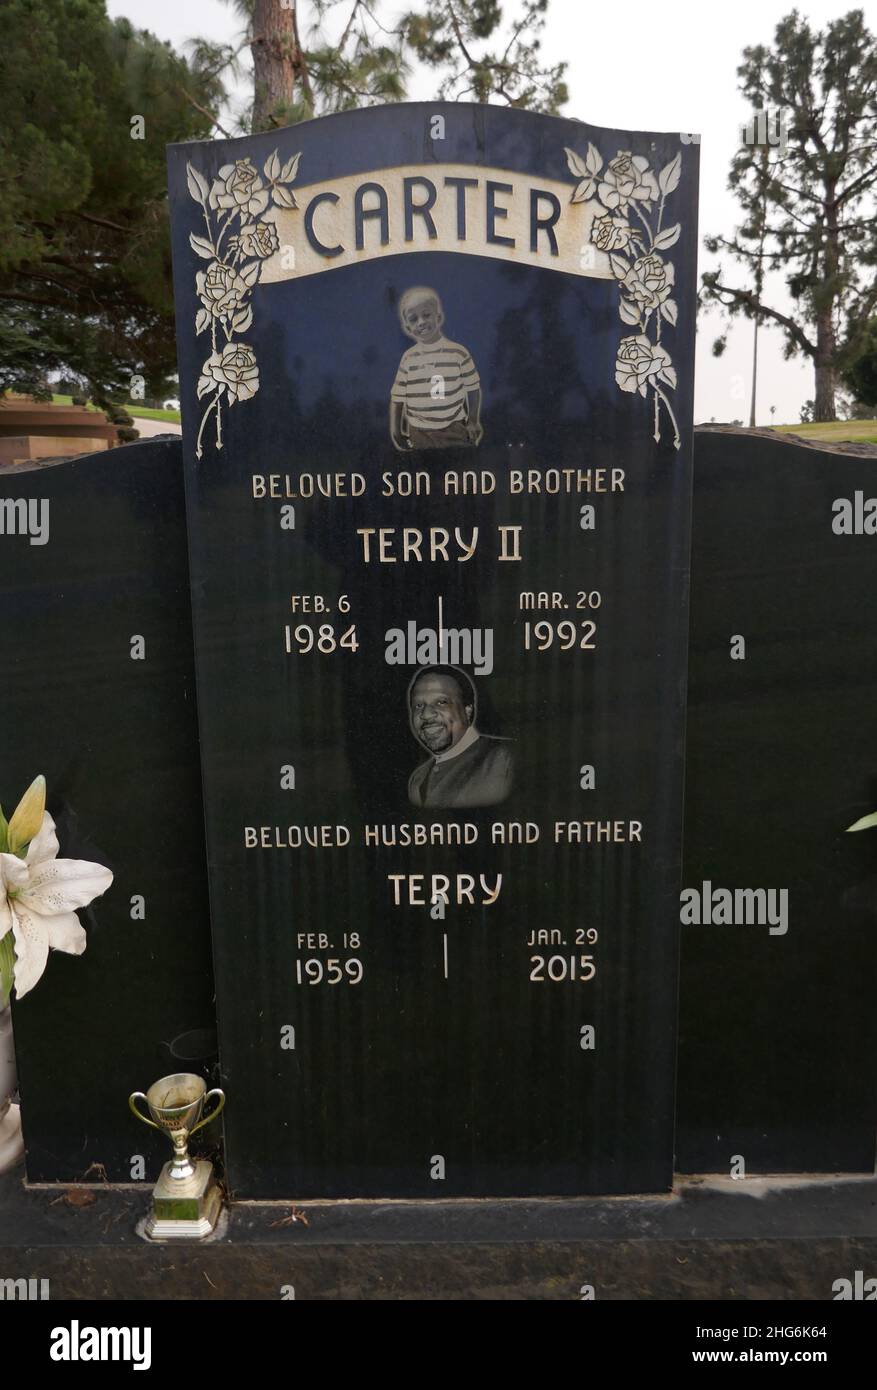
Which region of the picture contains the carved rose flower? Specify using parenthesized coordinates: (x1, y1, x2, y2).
(196, 261, 250, 320)
(230, 221, 280, 260)
(598, 153, 659, 211)
(590, 213, 633, 252)
(209, 159, 269, 217)
(615, 335, 676, 396)
(621, 255, 675, 311)
(199, 343, 260, 404)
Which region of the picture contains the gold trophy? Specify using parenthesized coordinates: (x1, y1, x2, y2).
(129, 1073, 226, 1240)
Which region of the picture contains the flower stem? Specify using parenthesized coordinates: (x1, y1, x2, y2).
(631, 201, 653, 246)
(654, 385, 681, 450)
(0, 934, 15, 1008)
(196, 393, 220, 460)
(201, 206, 216, 256)
(215, 209, 235, 257)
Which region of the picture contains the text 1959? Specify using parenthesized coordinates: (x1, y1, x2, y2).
(296, 958, 363, 985)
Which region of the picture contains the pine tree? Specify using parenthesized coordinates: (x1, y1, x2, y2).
(843, 318, 877, 408)
(701, 10, 877, 423)
(0, 0, 225, 401)
(202, 0, 567, 133)
(1, 0, 566, 400)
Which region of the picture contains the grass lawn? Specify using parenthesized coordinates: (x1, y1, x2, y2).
(51, 394, 181, 424)
(51, 393, 98, 410)
(772, 419, 877, 445)
(119, 404, 181, 423)
(47, 395, 875, 443)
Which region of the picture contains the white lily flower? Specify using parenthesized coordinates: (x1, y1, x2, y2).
(6, 774, 45, 855)
(0, 812, 113, 999)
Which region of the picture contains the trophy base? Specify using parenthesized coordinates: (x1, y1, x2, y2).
(142, 1160, 223, 1241)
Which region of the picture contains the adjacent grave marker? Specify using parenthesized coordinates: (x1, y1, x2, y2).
(0, 442, 215, 1184)
(678, 428, 877, 1175)
(168, 104, 699, 1197)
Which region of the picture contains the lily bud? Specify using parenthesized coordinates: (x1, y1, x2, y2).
(7, 775, 47, 856)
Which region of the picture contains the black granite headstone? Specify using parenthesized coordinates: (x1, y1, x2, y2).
(168, 103, 699, 1197)
(678, 428, 877, 1174)
(0, 441, 215, 1184)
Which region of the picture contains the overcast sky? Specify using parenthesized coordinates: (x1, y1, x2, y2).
(109, 0, 877, 424)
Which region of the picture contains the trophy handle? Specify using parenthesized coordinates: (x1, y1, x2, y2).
(190, 1087, 226, 1136)
(128, 1091, 161, 1131)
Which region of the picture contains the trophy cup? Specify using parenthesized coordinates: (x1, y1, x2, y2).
(129, 1073, 226, 1240)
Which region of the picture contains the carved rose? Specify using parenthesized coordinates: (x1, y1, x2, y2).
(621, 254, 675, 310)
(615, 335, 675, 396)
(564, 141, 683, 448)
(598, 152, 659, 211)
(209, 159, 269, 217)
(230, 221, 280, 260)
(196, 261, 250, 320)
(590, 213, 633, 252)
(199, 343, 260, 404)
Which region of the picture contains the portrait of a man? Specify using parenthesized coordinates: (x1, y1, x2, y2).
(407, 666, 513, 809)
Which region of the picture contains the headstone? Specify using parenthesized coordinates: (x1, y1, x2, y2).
(0, 441, 216, 1183)
(168, 103, 699, 1196)
(678, 427, 877, 1174)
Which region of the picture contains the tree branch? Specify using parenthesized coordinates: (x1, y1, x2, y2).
(445, 0, 476, 69)
(501, 9, 534, 64)
(769, 179, 823, 207)
(0, 290, 57, 307)
(290, 0, 315, 110)
(336, 0, 363, 54)
(704, 278, 816, 357)
(845, 280, 877, 329)
(361, 1, 400, 38)
(176, 85, 233, 139)
(70, 210, 132, 235)
(836, 158, 877, 207)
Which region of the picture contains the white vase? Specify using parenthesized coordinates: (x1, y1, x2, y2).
(0, 1005, 25, 1172)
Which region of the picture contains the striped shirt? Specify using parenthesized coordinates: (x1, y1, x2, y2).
(391, 337, 480, 430)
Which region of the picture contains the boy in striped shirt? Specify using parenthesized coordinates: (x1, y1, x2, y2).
(390, 287, 483, 451)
